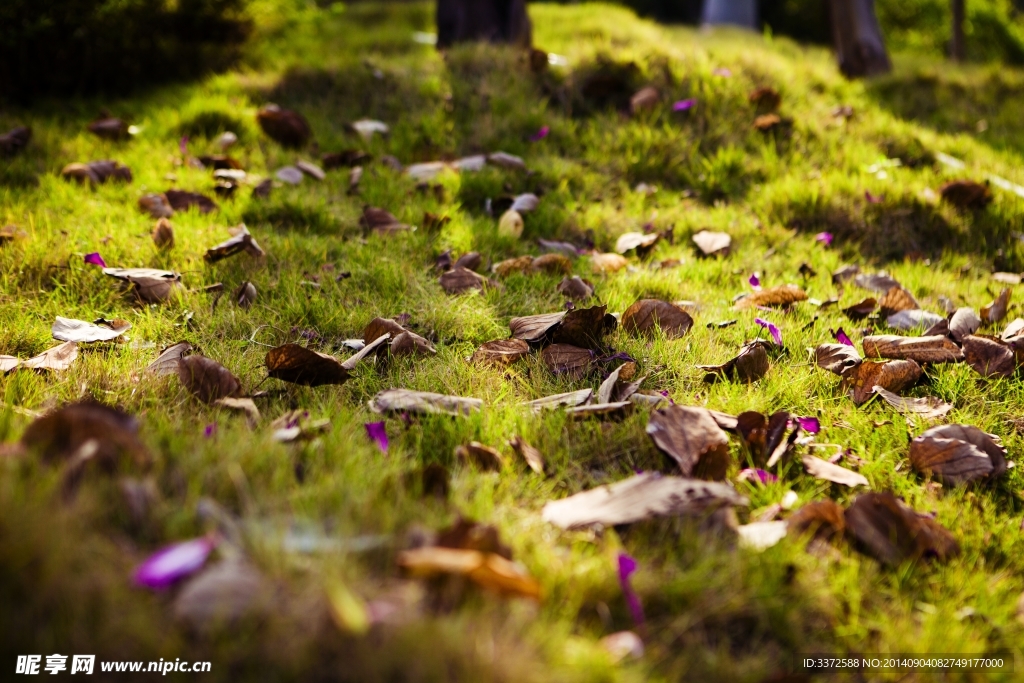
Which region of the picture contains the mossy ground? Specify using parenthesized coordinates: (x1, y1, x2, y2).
(2, 2, 1024, 681)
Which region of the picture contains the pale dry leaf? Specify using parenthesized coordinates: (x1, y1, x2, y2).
(591, 252, 628, 273)
(981, 288, 1011, 324)
(692, 230, 731, 256)
(909, 424, 1007, 484)
(52, 317, 130, 343)
(862, 335, 963, 364)
(615, 231, 659, 255)
(815, 343, 862, 375)
(22, 341, 78, 371)
(492, 255, 534, 277)
(173, 561, 271, 632)
(872, 385, 952, 421)
(565, 401, 633, 420)
(737, 521, 788, 551)
(802, 455, 869, 487)
(145, 341, 192, 376)
(887, 309, 944, 331)
(524, 389, 593, 411)
(0, 356, 19, 373)
(949, 308, 981, 342)
(621, 299, 693, 339)
(541, 472, 747, 529)
(646, 405, 732, 479)
(530, 253, 572, 275)
(841, 359, 922, 405)
(369, 389, 482, 416)
(204, 224, 264, 263)
(508, 436, 545, 474)
(214, 397, 260, 427)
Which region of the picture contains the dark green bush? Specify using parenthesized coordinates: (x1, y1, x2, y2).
(0, 0, 252, 101)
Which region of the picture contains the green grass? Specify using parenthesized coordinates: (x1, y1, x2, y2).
(2, 2, 1024, 680)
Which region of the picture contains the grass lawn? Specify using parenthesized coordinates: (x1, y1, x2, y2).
(2, 2, 1024, 680)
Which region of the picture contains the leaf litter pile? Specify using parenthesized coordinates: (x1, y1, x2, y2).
(2, 3, 1024, 681)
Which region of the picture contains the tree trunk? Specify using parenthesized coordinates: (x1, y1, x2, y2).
(436, 0, 531, 49)
(702, 0, 758, 29)
(951, 0, 966, 61)
(828, 0, 892, 78)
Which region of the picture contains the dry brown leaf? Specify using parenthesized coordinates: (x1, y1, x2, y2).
(749, 86, 781, 111)
(266, 344, 351, 386)
(590, 252, 628, 273)
(736, 411, 796, 468)
(948, 307, 981, 342)
(855, 273, 901, 293)
(843, 297, 877, 320)
(646, 405, 732, 479)
(940, 180, 992, 209)
(615, 231, 659, 256)
(845, 492, 959, 564)
(391, 331, 436, 357)
(815, 343, 862, 375)
(692, 230, 731, 256)
(204, 224, 264, 262)
(699, 341, 770, 383)
(735, 284, 807, 309)
(61, 160, 132, 185)
(138, 193, 174, 219)
(493, 255, 535, 277)
(470, 338, 531, 366)
(22, 341, 78, 371)
(877, 286, 918, 317)
(787, 500, 846, 543)
(359, 206, 411, 235)
(753, 113, 782, 131)
(872, 385, 952, 421)
(145, 341, 192, 376)
(530, 253, 572, 275)
(454, 251, 482, 271)
(862, 334, 963, 364)
(234, 281, 257, 309)
(557, 276, 594, 301)
(87, 116, 130, 140)
(439, 266, 492, 294)
(165, 189, 217, 215)
(152, 218, 174, 250)
(621, 299, 694, 339)
(841, 359, 922, 405)
(510, 311, 566, 343)
(962, 334, 1015, 378)
(21, 402, 150, 469)
(456, 442, 504, 471)
(551, 305, 615, 349)
(177, 355, 242, 403)
(541, 472, 748, 529)
(909, 424, 1007, 484)
(173, 561, 271, 632)
(508, 436, 544, 474)
(981, 288, 1011, 324)
(52, 317, 130, 343)
(524, 389, 593, 411)
(802, 455, 869, 487)
(368, 389, 482, 416)
(256, 105, 311, 147)
(397, 547, 540, 599)
(541, 344, 593, 377)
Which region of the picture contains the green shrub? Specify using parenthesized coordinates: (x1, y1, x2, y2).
(0, 0, 252, 101)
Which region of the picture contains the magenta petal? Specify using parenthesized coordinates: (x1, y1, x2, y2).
(203, 422, 216, 438)
(835, 328, 854, 347)
(712, 67, 732, 77)
(179, 136, 189, 156)
(529, 125, 550, 142)
(755, 318, 782, 346)
(865, 191, 883, 204)
(134, 537, 215, 589)
(673, 98, 696, 112)
(748, 273, 761, 290)
(738, 468, 777, 485)
(814, 232, 834, 246)
(795, 416, 820, 434)
(84, 252, 107, 268)
(617, 553, 644, 626)
(364, 421, 389, 453)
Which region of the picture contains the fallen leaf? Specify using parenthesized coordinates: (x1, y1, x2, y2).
(541, 344, 593, 377)
(948, 307, 981, 342)
(909, 424, 1007, 484)
(509, 436, 544, 474)
(551, 305, 615, 349)
(455, 442, 504, 471)
(802, 455, 869, 487)
(61, 160, 132, 185)
(841, 359, 922, 405)
(565, 401, 633, 420)
(753, 113, 782, 131)
(510, 312, 565, 343)
(498, 209, 524, 238)
(470, 339, 531, 366)
(275, 166, 303, 184)
(962, 335, 1016, 378)
(322, 149, 371, 169)
(177, 356, 242, 404)
(22, 341, 78, 371)
(510, 193, 540, 212)
(144, 342, 192, 376)
(234, 281, 257, 309)
(397, 547, 539, 599)
(749, 86, 781, 111)
(138, 193, 174, 218)
(213, 397, 260, 426)
(368, 389, 482, 416)
(843, 297, 877, 320)
(173, 560, 271, 631)
(887, 309, 945, 331)
(692, 230, 731, 256)
(0, 126, 31, 155)
(87, 116, 131, 140)
(615, 231, 659, 256)
(530, 253, 572, 275)
(855, 273, 901, 293)
(266, 344, 352, 387)
(391, 331, 436, 357)
(630, 86, 660, 114)
(1002, 318, 1024, 340)
(524, 389, 593, 411)
(347, 119, 389, 140)
(557, 276, 594, 300)
(52, 317, 130, 343)
(646, 405, 732, 479)
(621, 299, 693, 339)
(454, 252, 482, 271)
(204, 224, 264, 262)
(993, 272, 1022, 285)
(877, 286, 918, 317)
(487, 151, 526, 170)
(257, 105, 311, 147)
(591, 252, 629, 273)
(296, 160, 325, 180)
(737, 520, 788, 551)
(1, 356, 20, 373)
(359, 206, 409, 234)
(814, 343, 862, 375)
(845, 492, 959, 564)
(872, 385, 952, 421)
(940, 180, 992, 209)
(699, 341, 770, 383)
(735, 285, 807, 309)
(736, 411, 797, 468)
(21, 401, 150, 468)
(165, 189, 216, 214)
(832, 264, 861, 287)
(787, 500, 846, 543)
(862, 335, 963, 364)
(981, 288, 1011, 324)
(152, 218, 174, 250)
(541, 472, 747, 529)
(492, 255, 534, 277)
(439, 266, 492, 294)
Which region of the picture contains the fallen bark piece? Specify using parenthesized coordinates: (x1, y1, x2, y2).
(541, 472, 747, 529)
(909, 424, 1007, 484)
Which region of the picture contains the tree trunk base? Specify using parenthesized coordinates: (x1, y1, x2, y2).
(436, 0, 532, 49)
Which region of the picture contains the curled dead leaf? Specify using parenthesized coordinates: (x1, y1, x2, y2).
(736, 411, 796, 468)
(530, 253, 572, 275)
(841, 359, 921, 405)
(590, 252, 628, 274)
(646, 405, 732, 480)
(962, 334, 1016, 378)
(692, 230, 731, 257)
(872, 385, 952, 421)
(735, 284, 807, 310)
(234, 281, 257, 309)
(52, 317, 130, 343)
(815, 343, 862, 375)
(615, 231, 659, 256)
(843, 297, 877, 320)
(87, 116, 131, 140)
(177, 356, 242, 404)
(557, 276, 594, 301)
(949, 308, 981, 342)
(439, 267, 493, 294)
(266, 344, 351, 387)
(138, 193, 174, 219)
(877, 287, 918, 317)
(855, 273, 901, 294)
(165, 189, 216, 215)
(508, 436, 544, 474)
(145, 341, 192, 376)
(699, 341, 770, 384)
(845, 492, 959, 564)
(152, 218, 174, 250)
(21, 401, 150, 469)
(455, 442, 504, 471)
(510, 312, 565, 343)
(541, 344, 593, 377)
(981, 288, 1011, 324)
(493, 255, 534, 277)
(909, 424, 1007, 484)
(862, 335, 963, 364)
(257, 105, 311, 148)
(22, 341, 78, 371)
(524, 389, 593, 411)
(621, 299, 693, 339)
(470, 338, 531, 366)
(204, 224, 264, 262)
(802, 455, 868, 487)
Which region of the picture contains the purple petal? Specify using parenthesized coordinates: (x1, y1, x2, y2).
(748, 273, 761, 290)
(364, 421, 389, 453)
(134, 537, 215, 589)
(865, 191, 883, 204)
(529, 125, 550, 142)
(795, 416, 820, 434)
(755, 318, 782, 346)
(617, 553, 644, 626)
(835, 328, 854, 347)
(738, 468, 778, 485)
(815, 232, 834, 246)
(712, 67, 732, 77)
(84, 252, 107, 268)
(673, 98, 696, 112)
(179, 136, 189, 156)
(203, 422, 217, 438)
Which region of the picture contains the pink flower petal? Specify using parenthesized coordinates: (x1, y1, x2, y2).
(134, 537, 216, 589)
(814, 232, 834, 247)
(84, 252, 107, 268)
(834, 328, 854, 347)
(755, 318, 783, 346)
(529, 125, 550, 142)
(673, 99, 696, 112)
(364, 421, 389, 453)
(865, 191, 883, 204)
(795, 416, 820, 434)
(179, 136, 189, 157)
(712, 67, 732, 77)
(737, 468, 777, 485)
(748, 273, 761, 290)
(617, 553, 644, 626)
